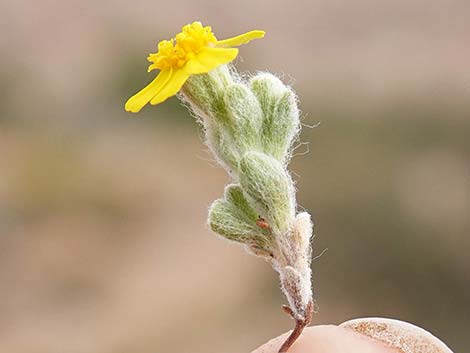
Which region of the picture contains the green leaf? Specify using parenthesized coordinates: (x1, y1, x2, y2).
(238, 151, 295, 233)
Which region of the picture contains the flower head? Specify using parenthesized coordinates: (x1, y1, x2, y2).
(125, 21, 265, 113)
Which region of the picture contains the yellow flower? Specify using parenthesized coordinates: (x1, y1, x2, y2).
(125, 21, 265, 113)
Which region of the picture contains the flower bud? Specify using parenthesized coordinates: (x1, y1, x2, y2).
(238, 151, 295, 233)
(224, 184, 259, 221)
(250, 73, 300, 162)
(223, 83, 263, 152)
(208, 184, 271, 250)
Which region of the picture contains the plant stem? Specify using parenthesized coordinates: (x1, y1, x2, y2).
(278, 301, 313, 353)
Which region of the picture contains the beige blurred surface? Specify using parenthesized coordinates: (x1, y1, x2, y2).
(340, 318, 454, 353)
(0, 1, 469, 352)
(252, 326, 399, 353)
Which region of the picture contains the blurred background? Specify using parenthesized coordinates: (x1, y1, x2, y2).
(1, 0, 469, 352)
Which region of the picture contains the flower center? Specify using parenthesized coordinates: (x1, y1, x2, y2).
(148, 22, 217, 71)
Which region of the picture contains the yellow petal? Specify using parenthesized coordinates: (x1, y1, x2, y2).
(150, 69, 190, 105)
(125, 69, 172, 113)
(216, 30, 265, 48)
(184, 47, 239, 74)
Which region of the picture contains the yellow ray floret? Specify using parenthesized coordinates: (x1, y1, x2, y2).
(125, 21, 265, 113)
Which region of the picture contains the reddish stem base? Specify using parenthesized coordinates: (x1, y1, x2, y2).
(278, 301, 313, 353)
